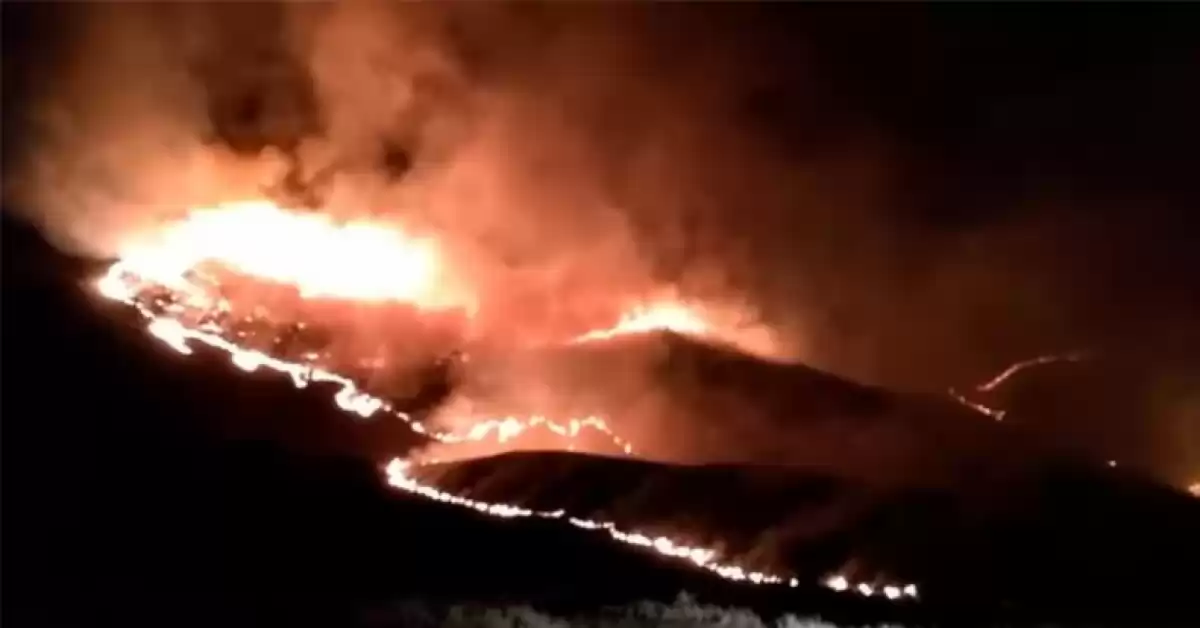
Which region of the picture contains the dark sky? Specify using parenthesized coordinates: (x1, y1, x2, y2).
(3, 3, 1198, 482)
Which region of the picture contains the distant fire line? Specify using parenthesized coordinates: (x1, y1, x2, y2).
(99, 263, 635, 452)
(385, 459, 917, 599)
(975, 351, 1091, 393)
(946, 351, 1091, 423)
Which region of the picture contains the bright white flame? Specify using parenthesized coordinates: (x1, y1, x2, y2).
(116, 200, 467, 309)
(823, 575, 849, 592)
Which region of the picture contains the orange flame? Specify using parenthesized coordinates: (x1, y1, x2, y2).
(569, 299, 783, 360)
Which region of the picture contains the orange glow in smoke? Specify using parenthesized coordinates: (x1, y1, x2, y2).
(92, 199, 915, 601)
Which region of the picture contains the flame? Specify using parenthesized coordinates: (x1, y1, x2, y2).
(92, 199, 916, 602)
(570, 299, 785, 361)
(1189, 483, 1199, 498)
(114, 200, 468, 309)
(572, 301, 714, 343)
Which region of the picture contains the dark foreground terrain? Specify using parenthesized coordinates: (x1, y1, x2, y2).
(4, 214, 1199, 628)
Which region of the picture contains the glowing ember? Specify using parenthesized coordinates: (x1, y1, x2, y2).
(92, 200, 917, 602)
(1189, 483, 1199, 498)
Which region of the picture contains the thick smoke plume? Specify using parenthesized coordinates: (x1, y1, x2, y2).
(5, 3, 1197, 483)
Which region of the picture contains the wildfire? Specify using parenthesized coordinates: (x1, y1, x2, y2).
(93, 199, 916, 602)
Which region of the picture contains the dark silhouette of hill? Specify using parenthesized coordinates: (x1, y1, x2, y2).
(5, 211, 1198, 627)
